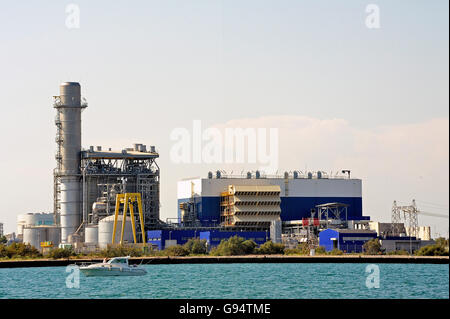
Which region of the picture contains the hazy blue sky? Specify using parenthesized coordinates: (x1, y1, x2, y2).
(0, 1, 448, 236)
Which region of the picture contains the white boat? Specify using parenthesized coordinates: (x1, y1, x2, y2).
(79, 256, 147, 276)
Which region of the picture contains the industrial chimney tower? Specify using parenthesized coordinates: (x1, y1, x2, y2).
(53, 82, 87, 243)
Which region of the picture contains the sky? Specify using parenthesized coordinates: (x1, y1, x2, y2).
(0, 1, 448, 236)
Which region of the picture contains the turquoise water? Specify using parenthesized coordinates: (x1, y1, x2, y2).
(0, 263, 448, 299)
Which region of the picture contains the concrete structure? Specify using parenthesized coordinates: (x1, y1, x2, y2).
(319, 228, 377, 253)
(270, 220, 282, 243)
(405, 226, 431, 240)
(380, 237, 435, 254)
(177, 171, 367, 228)
(368, 221, 406, 238)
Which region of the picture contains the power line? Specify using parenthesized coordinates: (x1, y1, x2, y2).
(417, 211, 449, 218)
(416, 200, 449, 209)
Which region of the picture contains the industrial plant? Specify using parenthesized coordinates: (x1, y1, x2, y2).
(3, 82, 439, 255)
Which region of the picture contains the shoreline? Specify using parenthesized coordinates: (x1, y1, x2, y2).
(0, 255, 448, 268)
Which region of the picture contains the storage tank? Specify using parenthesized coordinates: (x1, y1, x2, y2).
(98, 215, 134, 249)
(46, 227, 61, 247)
(17, 214, 27, 236)
(19, 213, 54, 236)
(23, 227, 44, 250)
(85, 225, 99, 245)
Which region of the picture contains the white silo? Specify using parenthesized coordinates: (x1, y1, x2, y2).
(85, 225, 99, 245)
(23, 227, 43, 250)
(54, 82, 87, 243)
(98, 215, 134, 249)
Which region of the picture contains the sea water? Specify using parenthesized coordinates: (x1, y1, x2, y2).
(0, 263, 448, 299)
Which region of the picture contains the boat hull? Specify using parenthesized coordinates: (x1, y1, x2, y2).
(80, 266, 147, 277)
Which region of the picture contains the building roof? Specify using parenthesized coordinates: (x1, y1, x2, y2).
(316, 202, 350, 208)
(81, 150, 158, 160)
(327, 229, 377, 234)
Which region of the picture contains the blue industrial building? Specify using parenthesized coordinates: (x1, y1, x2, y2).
(147, 229, 202, 250)
(177, 174, 369, 227)
(147, 229, 269, 250)
(319, 229, 377, 253)
(199, 230, 268, 247)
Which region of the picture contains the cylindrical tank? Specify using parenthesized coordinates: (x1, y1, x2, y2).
(20, 213, 54, 232)
(68, 233, 82, 245)
(47, 227, 61, 247)
(85, 225, 99, 244)
(17, 214, 27, 235)
(56, 82, 85, 243)
(23, 227, 44, 250)
(60, 177, 81, 242)
(98, 215, 134, 249)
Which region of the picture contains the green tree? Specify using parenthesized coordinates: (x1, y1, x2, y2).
(0, 236, 7, 244)
(363, 238, 383, 255)
(183, 238, 208, 255)
(435, 237, 449, 249)
(209, 236, 252, 256)
(164, 245, 190, 256)
(315, 246, 327, 255)
(284, 243, 310, 255)
(415, 244, 449, 256)
(255, 240, 285, 255)
(241, 240, 257, 254)
(46, 247, 76, 259)
(328, 248, 344, 255)
(2, 243, 41, 259)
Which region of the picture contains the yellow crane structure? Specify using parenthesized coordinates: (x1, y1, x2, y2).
(112, 193, 146, 246)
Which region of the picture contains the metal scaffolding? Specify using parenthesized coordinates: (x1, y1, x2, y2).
(391, 200, 419, 237)
(81, 148, 160, 233)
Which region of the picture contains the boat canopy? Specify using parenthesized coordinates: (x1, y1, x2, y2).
(107, 257, 130, 264)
